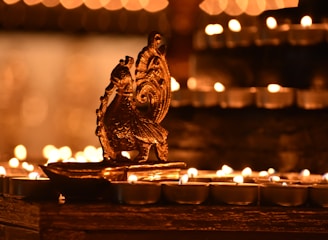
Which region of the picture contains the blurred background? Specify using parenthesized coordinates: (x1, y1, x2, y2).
(1, 0, 328, 173)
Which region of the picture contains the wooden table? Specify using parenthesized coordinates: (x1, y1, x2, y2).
(0, 197, 328, 240)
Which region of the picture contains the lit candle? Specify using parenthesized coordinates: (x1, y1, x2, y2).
(256, 84, 294, 109)
(162, 175, 209, 204)
(210, 175, 258, 205)
(109, 174, 161, 205)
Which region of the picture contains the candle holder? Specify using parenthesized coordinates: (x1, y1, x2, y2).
(255, 86, 295, 109)
(8, 177, 57, 200)
(109, 181, 161, 205)
(259, 183, 309, 207)
(162, 182, 209, 204)
(296, 89, 328, 109)
(210, 182, 258, 205)
(309, 184, 328, 207)
(225, 88, 255, 108)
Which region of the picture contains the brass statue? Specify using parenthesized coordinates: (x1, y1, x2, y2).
(96, 32, 171, 163)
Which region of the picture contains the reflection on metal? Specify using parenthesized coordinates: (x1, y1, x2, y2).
(96, 31, 171, 164)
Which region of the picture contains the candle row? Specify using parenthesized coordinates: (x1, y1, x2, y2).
(171, 87, 328, 109)
(1, 175, 327, 208)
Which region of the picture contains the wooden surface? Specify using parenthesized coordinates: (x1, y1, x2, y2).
(0, 197, 328, 240)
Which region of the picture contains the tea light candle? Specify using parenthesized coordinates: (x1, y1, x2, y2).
(162, 175, 209, 204)
(296, 89, 328, 109)
(8, 172, 55, 200)
(109, 174, 161, 205)
(210, 175, 258, 205)
(256, 84, 295, 109)
(225, 88, 255, 108)
(259, 182, 309, 207)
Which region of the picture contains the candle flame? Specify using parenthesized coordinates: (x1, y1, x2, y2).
(216, 169, 225, 177)
(267, 168, 276, 175)
(233, 175, 244, 184)
(0, 166, 6, 176)
(14, 144, 27, 161)
(269, 175, 280, 182)
(282, 182, 288, 186)
(28, 172, 40, 180)
(259, 171, 268, 177)
(171, 77, 180, 92)
(121, 151, 131, 159)
(8, 157, 20, 168)
(300, 169, 310, 177)
(179, 174, 189, 185)
(128, 174, 138, 183)
(187, 168, 198, 178)
(241, 167, 252, 177)
(267, 84, 281, 93)
(322, 173, 328, 182)
(221, 164, 233, 175)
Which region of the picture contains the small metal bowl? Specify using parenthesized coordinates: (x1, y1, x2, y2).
(109, 181, 161, 205)
(210, 182, 258, 205)
(260, 183, 309, 207)
(309, 184, 328, 207)
(162, 182, 209, 204)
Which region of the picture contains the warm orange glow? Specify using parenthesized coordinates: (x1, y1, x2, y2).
(300, 169, 310, 177)
(266, 16, 277, 29)
(102, 0, 123, 10)
(24, 0, 42, 6)
(84, 145, 100, 162)
(216, 169, 225, 177)
(205, 24, 224, 35)
(241, 167, 252, 177)
(267, 84, 281, 93)
(233, 175, 244, 184)
(179, 174, 189, 184)
(228, 19, 241, 32)
(245, 0, 266, 16)
(187, 168, 198, 178)
(214, 82, 225, 92)
(59, 146, 72, 160)
(3, 0, 20, 4)
(268, 168, 276, 174)
(300, 15, 312, 27)
(9, 158, 20, 168)
(14, 144, 27, 161)
(144, 0, 168, 13)
(121, 151, 131, 159)
(122, 0, 145, 11)
(222, 164, 233, 174)
(225, 0, 243, 16)
(42, 0, 60, 7)
(269, 175, 281, 182)
(22, 162, 34, 172)
(199, 0, 225, 16)
(171, 77, 180, 92)
(259, 171, 269, 177)
(60, 0, 83, 9)
(0, 166, 6, 176)
(42, 145, 56, 159)
(127, 174, 138, 183)
(187, 77, 197, 90)
(84, 0, 102, 10)
(28, 171, 40, 179)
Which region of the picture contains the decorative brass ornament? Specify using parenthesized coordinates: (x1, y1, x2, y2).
(96, 32, 171, 164)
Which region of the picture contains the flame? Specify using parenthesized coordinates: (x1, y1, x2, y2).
(221, 164, 233, 175)
(233, 175, 244, 184)
(282, 182, 288, 186)
(322, 173, 328, 182)
(171, 77, 180, 92)
(241, 167, 252, 177)
(59, 146, 72, 161)
(267, 168, 276, 175)
(259, 171, 268, 177)
(300, 169, 310, 177)
(187, 168, 198, 178)
(28, 172, 40, 180)
(205, 24, 224, 35)
(8, 157, 20, 168)
(14, 144, 27, 161)
(267, 84, 281, 93)
(266, 16, 277, 29)
(216, 169, 225, 177)
(179, 174, 189, 185)
(214, 82, 225, 92)
(228, 19, 241, 32)
(127, 174, 138, 183)
(0, 166, 6, 176)
(301, 15, 312, 27)
(269, 175, 280, 182)
(121, 151, 131, 159)
(187, 77, 197, 90)
(22, 162, 34, 172)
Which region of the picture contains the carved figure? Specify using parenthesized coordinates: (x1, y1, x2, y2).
(96, 32, 171, 163)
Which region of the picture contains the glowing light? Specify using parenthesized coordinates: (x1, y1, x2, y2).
(269, 175, 280, 182)
(259, 171, 269, 177)
(144, 0, 168, 13)
(282, 182, 288, 186)
(214, 82, 225, 92)
(187, 77, 197, 90)
(301, 15, 312, 27)
(84, 145, 99, 162)
(245, 0, 266, 16)
(228, 19, 241, 32)
(322, 173, 328, 181)
(128, 174, 138, 183)
(102, 0, 123, 10)
(233, 175, 244, 184)
(199, 0, 225, 15)
(9, 158, 20, 168)
(42, 0, 60, 8)
(187, 168, 198, 178)
(122, 0, 146, 11)
(0, 166, 6, 176)
(221, 164, 233, 175)
(241, 167, 252, 177)
(60, 0, 83, 9)
(3, 0, 20, 4)
(22, 162, 34, 172)
(267, 84, 281, 93)
(216, 169, 225, 177)
(43, 145, 56, 159)
(179, 174, 189, 185)
(28, 172, 40, 179)
(84, 0, 102, 9)
(300, 169, 310, 177)
(205, 24, 224, 35)
(47, 147, 61, 164)
(24, 0, 42, 6)
(267, 168, 276, 175)
(171, 77, 180, 92)
(14, 144, 27, 161)
(121, 151, 131, 159)
(266, 16, 277, 29)
(59, 146, 72, 160)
